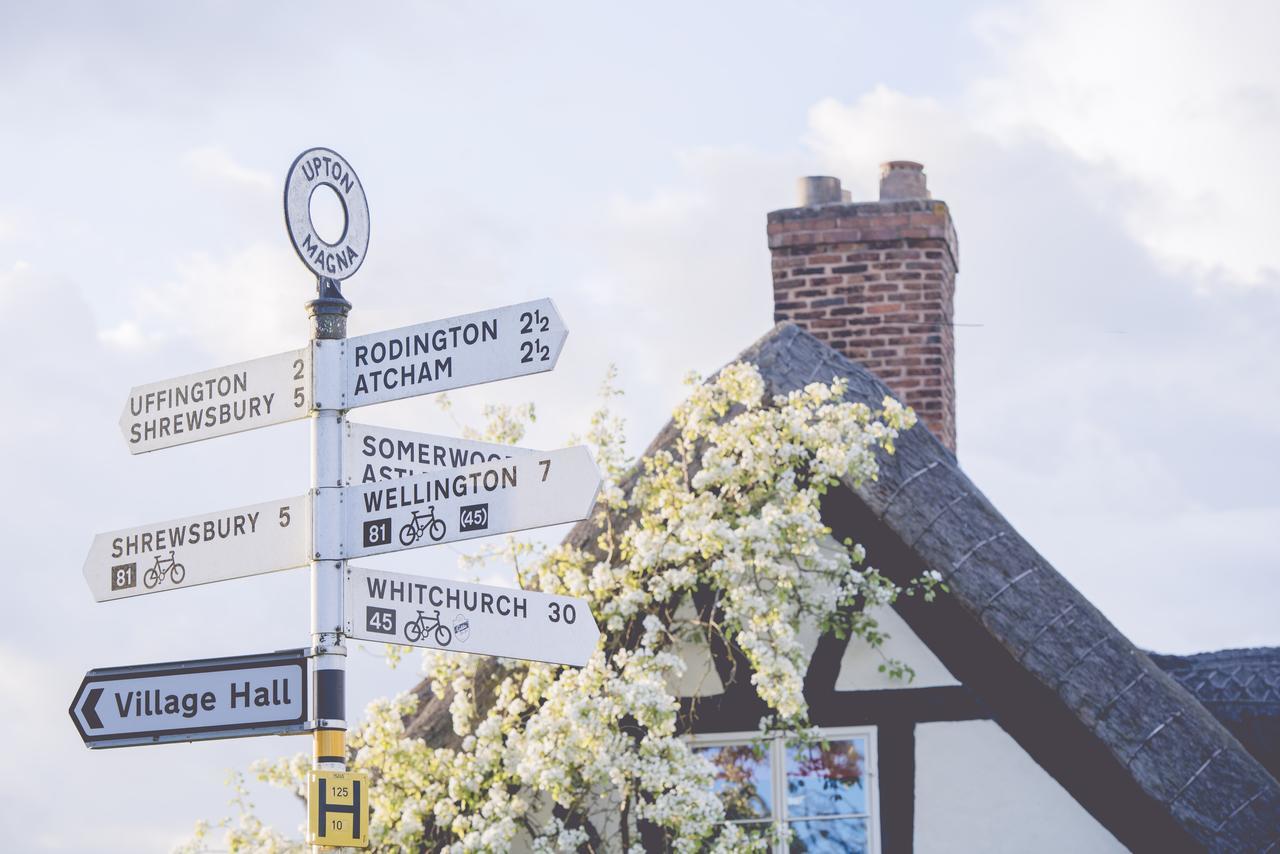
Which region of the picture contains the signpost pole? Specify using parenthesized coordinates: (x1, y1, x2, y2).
(308, 276, 351, 853)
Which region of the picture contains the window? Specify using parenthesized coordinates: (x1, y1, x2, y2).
(690, 727, 879, 853)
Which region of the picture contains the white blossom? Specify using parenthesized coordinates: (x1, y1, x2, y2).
(182, 364, 923, 852)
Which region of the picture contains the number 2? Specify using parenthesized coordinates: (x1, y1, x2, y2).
(292, 358, 306, 408)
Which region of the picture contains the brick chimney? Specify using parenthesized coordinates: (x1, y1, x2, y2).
(768, 162, 958, 451)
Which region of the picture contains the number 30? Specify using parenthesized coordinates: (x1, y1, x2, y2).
(547, 602, 577, 624)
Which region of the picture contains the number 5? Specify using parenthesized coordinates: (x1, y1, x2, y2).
(279, 506, 291, 527)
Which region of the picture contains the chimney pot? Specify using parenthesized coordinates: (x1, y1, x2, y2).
(798, 176, 844, 207)
(768, 162, 958, 452)
(879, 160, 929, 200)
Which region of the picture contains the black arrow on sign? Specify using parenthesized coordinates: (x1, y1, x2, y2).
(81, 687, 104, 729)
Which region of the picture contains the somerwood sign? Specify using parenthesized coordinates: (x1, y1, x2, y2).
(71, 148, 603, 848)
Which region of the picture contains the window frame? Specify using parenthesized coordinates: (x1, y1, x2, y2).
(689, 725, 881, 854)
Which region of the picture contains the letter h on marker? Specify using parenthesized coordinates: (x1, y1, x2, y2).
(317, 778, 361, 838)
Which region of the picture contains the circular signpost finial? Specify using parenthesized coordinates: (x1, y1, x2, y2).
(284, 147, 370, 281)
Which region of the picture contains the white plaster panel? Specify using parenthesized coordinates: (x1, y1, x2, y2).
(835, 605, 959, 690)
(915, 720, 1126, 853)
(671, 595, 725, 697)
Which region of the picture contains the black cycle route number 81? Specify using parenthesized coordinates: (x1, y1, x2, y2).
(362, 518, 392, 549)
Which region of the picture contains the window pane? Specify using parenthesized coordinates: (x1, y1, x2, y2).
(694, 743, 773, 820)
(789, 817, 868, 853)
(785, 737, 867, 817)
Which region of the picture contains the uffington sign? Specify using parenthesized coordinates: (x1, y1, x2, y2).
(119, 348, 311, 454)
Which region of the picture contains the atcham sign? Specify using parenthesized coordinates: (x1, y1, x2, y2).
(343, 299, 567, 408)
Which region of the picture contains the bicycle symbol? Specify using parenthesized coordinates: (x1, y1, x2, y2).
(143, 551, 186, 589)
(400, 505, 447, 546)
(404, 609, 452, 646)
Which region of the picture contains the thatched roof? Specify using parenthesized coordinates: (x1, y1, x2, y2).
(1152, 647, 1280, 782)
(405, 323, 1280, 852)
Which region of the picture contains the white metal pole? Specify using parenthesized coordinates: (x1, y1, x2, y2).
(309, 278, 350, 852)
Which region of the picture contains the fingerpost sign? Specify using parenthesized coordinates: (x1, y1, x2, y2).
(72, 147, 603, 852)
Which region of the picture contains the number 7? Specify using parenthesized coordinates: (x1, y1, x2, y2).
(538, 459, 551, 481)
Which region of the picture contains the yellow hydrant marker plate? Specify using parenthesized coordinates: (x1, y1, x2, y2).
(307, 769, 369, 848)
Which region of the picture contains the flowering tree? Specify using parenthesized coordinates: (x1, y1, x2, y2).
(182, 363, 934, 852)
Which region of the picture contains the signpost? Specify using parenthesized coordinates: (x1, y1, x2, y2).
(342, 298, 567, 409)
(343, 446, 600, 559)
(346, 566, 600, 667)
(69, 649, 308, 749)
(82, 495, 310, 602)
(344, 421, 537, 484)
(120, 348, 311, 454)
(72, 147, 602, 850)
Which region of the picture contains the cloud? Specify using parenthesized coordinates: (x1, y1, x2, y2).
(0, 209, 21, 243)
(183, 145, 275, 194)
(106, 243, 315, 361)
(970, 0, 1280, 284)
(803, 72, 1280, 652)
(580, 145, 800, 391)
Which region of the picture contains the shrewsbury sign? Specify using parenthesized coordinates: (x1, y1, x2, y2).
(82, 496, 309, 602)
(69, 649, 308, 749)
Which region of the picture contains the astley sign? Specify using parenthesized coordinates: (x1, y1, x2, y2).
(347, 566, 600, 667)
(344, 421, 537, 484)
(343, 446, 600, 559)
(69, 649, 308, 749)
(82, 495, 309, 602)
(73, 147, 602, 849)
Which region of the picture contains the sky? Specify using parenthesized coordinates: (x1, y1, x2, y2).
(2, 1, 1278, 850)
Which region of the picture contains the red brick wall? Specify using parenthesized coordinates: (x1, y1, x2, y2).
(768, 199, 958, 451)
